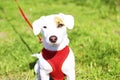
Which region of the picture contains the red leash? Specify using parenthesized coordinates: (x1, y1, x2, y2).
(15, 0, 42, 43)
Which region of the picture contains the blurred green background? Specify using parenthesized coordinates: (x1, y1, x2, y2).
(0, 0, 120, 80)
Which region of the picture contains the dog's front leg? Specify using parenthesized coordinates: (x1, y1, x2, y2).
(62, 49, 75, 80)
(66, 69, 75, 80)
(40, 69, 50, 80)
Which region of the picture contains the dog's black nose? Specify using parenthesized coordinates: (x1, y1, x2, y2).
(49, 35, 57, 43)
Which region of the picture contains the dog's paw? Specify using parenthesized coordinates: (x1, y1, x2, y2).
(36, 78, 41, 80)
(31, 54, 40, 58)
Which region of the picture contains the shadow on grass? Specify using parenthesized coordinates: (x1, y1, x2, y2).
(5, 16, 33, 54)
(29, 59, 37, 69)
(11, 25, 33, 54)
(5, 11, 37, 70)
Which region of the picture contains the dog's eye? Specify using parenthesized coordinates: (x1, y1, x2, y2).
(43, 26, 47, 29)
(57, 23, 64, 28)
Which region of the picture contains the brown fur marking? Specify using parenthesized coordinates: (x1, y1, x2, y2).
(54, 17, 64, 28)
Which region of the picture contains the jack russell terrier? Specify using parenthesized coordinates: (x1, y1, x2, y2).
(32, 13, 75, 80)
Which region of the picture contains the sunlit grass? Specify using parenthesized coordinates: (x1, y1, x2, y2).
(0, 0, 120, 80)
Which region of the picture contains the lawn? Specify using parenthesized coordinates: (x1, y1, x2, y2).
(0, 0, 120, 80)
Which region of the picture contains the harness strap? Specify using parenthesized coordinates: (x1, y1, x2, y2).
(15, 0, 42, 43)
(42, 46, 70, 80)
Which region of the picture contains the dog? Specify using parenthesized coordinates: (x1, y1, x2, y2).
(32, 13, 75, 80)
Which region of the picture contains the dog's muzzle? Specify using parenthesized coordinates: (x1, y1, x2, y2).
(49, 35, 57, 43)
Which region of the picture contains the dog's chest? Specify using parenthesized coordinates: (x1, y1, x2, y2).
(42, 46, 69, 80)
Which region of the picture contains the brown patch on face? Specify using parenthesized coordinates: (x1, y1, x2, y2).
(54, 16, 64, 28)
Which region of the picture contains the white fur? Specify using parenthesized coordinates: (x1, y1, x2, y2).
(32, 13, 75, 80)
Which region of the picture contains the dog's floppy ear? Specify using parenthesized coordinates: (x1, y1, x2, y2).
(32, 16, 45, 35)
(59, 13, 74, 29)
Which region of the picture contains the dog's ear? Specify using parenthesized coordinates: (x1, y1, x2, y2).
(32, 16, 45, 35)
(58, 13, 74, 29)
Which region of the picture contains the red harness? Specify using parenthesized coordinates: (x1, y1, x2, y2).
(42, 46, 69, 80)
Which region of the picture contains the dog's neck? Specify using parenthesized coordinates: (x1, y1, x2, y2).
(43, 37, 69, 51)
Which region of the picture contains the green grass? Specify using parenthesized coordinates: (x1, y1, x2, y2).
(0, 0, 120, 80)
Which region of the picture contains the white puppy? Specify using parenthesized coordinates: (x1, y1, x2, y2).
(32, 13, 75, 80)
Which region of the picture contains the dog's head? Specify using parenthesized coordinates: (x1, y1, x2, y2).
(32, 13, 74, 49)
